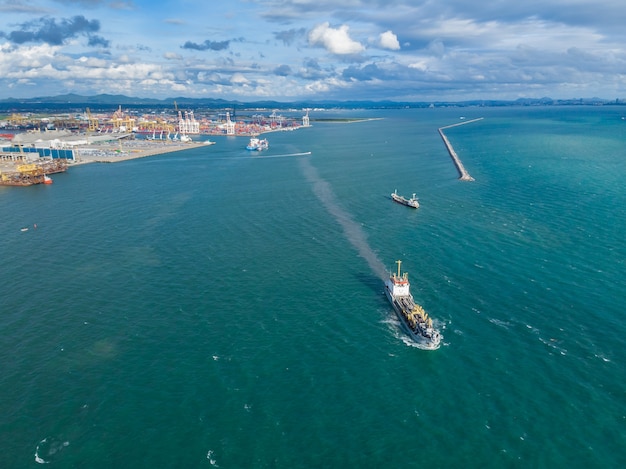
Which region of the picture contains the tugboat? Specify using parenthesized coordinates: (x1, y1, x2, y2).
(246, 137, 269, 151)
(385, 260, 441, 349)
(391, 190, 419, 208)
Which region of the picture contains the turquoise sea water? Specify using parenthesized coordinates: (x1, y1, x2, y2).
(1, 106, 625, 467)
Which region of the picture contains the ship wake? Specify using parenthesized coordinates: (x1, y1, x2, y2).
(300, 158, 386, 280)
(384, 317, 441, 350)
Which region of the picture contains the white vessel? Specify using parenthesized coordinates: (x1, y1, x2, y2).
(391, 190, 419, 208)
(385, 260, 441, 349)
(246, 137, 269, 151)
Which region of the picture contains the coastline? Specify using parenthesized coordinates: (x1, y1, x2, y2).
(1, 124, 315, 180)
(72, 124, 315, 165)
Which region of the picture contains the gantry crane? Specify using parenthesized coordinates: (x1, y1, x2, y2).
(86, 108, 99, 132)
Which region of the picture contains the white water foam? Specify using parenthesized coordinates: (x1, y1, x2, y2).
(383, 316, 440, 350)
(217, 151, 311, 160)
(206, 449, 219, 467)
(489, 318, 512, 330)
(35, 437, 69, 464)
(256, 151, 312, 158)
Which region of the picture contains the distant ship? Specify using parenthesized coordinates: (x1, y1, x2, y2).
(246, 137, 269, 151)
(385, 260, 441, 349)
(391, 190, 419, 208)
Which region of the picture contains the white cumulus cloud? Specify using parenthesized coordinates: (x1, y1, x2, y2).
(230, 73, 249, 85)
(379, 30, 400, 50)
(308, 22, 365, 55)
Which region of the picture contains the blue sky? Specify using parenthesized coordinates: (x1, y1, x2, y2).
(1, 0, 625, 101)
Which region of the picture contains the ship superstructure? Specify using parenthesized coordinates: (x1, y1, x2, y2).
(384, 260, 441, 349)
(246, 137, 269, 151)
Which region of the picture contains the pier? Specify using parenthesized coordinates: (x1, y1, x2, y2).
(438, 117, 483, 182)
(74, 141, 206, 164)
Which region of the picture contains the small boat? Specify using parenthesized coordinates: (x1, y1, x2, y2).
(203, 140, 216, 146)
(43, 175, 53, 185)
(391, 190, 419, 208)
(246, 137, 269, 151)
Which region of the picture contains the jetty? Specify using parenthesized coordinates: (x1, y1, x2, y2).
(73, 141, 206, 165)
(0, 139, 207, 186)
(438, 117, 483, 182)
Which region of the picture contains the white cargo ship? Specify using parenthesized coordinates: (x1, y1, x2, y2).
(391, 190, 419, 208)
(385, 260, 441, 349)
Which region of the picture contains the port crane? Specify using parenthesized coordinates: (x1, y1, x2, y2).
(86, 108, 99, 132)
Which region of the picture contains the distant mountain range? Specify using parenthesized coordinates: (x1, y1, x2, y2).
(0, 93, 619, 111)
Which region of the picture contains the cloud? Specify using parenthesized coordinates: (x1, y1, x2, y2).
(163, 52, 182, 60)
(274, 28, 307, 46)
(274, 64, 292, 76)
(378, 30, 400, 50)
(87, 35, 110, 47)
(0, 1, 50, 14)
(3, 0, 626, 101)
(53, 0, 107, 5)
(51, 0, 136, 9)
(1, 15, 104, 46)
(182, 40, 230, 51)
(165, 18, 185, 26)
(297, 58, 327, 80)
(342, 63, 389, 81)
(230, 73, 249, 85)
(303, 58, 322, 71)
(106, 1, 136, 10)
(308, 22, 365, 55)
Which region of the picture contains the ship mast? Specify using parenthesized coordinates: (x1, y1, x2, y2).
(396, 260, 402, 277)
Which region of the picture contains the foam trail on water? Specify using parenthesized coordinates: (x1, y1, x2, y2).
(300, 158, 387, 280)
(215, 151, 311, 160)
(259, 151, 312, 158)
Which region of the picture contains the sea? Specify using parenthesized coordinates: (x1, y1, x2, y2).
(1, 106, 625, 468)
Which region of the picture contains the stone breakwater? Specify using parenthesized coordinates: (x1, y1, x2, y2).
(438, 118, 483, 181)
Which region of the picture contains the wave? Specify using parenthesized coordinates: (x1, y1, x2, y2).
(35, 437, 69, 464)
